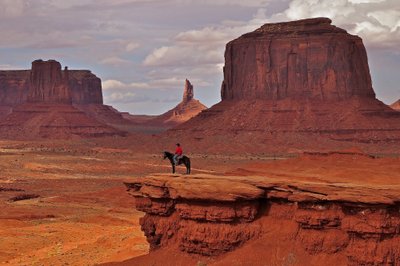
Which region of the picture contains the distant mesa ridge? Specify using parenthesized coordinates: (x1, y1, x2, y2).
(0, 59, 103, 107)
(0, 59, 125, 139)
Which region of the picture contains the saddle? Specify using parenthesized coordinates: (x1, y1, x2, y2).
(175, 154, 183, 165)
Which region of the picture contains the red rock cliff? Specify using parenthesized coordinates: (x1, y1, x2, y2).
(28, 60, 72, 104)
(69, 70, 103, 104)
(125, 168, 400, 265)
(169, 18, 400, 154)
(0, 60, 103, 106)
(221, 18, 375, 101)
(0, 71, 30, 106)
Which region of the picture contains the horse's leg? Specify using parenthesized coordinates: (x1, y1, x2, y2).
(186, 159, 191, 174)
(172, 164, 175, 174)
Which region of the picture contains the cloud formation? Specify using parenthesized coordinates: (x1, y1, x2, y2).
(0, 0, 399, 114)
(275, 0, 400, 49)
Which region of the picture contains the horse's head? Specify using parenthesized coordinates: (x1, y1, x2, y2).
(163, 151, 168, 159)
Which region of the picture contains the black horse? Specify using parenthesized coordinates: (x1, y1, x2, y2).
(163, 151, 191, 174)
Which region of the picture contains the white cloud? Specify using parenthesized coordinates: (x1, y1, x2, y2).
(176, 0, 271, 7)
(142, 8, 270, 68)
(348, 0, 384, 3)
(103, 77, 197, 91)
(175, 27, 229, 44)
(100, 56, 131, 66)
(272, 0, 400, 50)
(102, 80, 129, 90)
(367, 10, 400, 31)
(1, 0, 399, 112)
(143, 47, 169, 66)
(143, 46, 222, 67)
(108, 92, 136, 102)
(125, 41, 140, 52)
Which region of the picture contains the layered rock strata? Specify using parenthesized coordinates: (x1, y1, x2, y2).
(28, 60, 71, 103)
(0, 70, 30, 106)
(221, 17, 374, 101)
(170, 18, 400, 152)
(0, 61, 103, 106)
(126, 173, 400, 265)
(0, 60, 124, 139)
(0, 103, 124, 139)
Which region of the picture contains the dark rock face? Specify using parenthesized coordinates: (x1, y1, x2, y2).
(221, 18, 375, 101)
(69, 71, 103, 104)
(182, 79, 194, 102)
(0, 71, 30, 106)
(28, 60, 71, 104)
(0, 60, 103, 106)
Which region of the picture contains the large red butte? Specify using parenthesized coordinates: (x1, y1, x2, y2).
(221, 17, 375, 101)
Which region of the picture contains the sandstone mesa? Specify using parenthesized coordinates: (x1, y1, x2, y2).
(170, 17, 400, 154)
(117, 17, 400, 266)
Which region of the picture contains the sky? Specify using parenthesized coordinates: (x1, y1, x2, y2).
(0, 0, 399, 115)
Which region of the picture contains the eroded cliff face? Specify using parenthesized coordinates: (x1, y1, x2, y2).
(221, 18, 374, 101)
(0, 60, 103, 106)
(0, 60, 125, 139)
(0, 71, 30, 106)
(126, 173, 400, 265)
(69, 70, 103, 105)
(169, 18, 400, 153)
(28, 60, 72, 104)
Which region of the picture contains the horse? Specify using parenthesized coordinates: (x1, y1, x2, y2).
(163, 151, 191, 174)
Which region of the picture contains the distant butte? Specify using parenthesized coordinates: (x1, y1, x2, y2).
(0, 59, 126, 139)
(147, 79, 207, 127)
(169, 17, 400, 154)
(0, 60, 103, 107)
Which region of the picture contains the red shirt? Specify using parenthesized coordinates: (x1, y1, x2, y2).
(175, 146, 183, 156)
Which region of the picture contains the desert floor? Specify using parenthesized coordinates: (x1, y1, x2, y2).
(0, 138, 399, 266)
(0, 138, 273, 266)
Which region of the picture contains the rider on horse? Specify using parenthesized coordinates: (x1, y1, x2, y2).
(173, 143, 183, 165)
